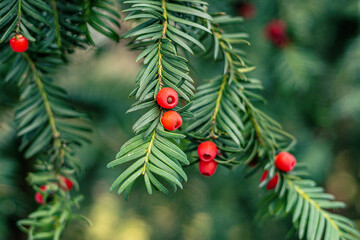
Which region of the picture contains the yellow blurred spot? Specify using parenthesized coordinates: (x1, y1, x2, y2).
(183, 212, 213, 240)
(118, 218, 151, 240)
(87, 184, 150, 240)
(326, 171, 357, 203)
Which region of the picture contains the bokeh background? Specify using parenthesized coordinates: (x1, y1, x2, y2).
(1, 0, 359, 239)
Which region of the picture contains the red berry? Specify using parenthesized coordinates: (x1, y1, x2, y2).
(260, 171, 279, 190)
(156, 88, 178, 109)
(237, 2, 256, 19)
(266, 173, 279, 190)
(35, 192, 44, 205)
(10, 34, 29, 53)
(275, 152, 296, 172)
(35, 185, 48, 205)
(161, 111, 182, 131)
(264, 19, 289, 48)
(197, 141, 217, 162)
(260, 170, 269, 183)
(199, 160, 217, 177)
(59, 176, 74, 191)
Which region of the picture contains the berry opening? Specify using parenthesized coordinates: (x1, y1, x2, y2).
(175, 121, 181, 129)
(167, 96, 174, 104)
(202, 154, 211, 160)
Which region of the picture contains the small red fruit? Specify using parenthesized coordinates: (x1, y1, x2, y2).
(35, 193, 44, 205)
(10, 34, 29, 52)
(199, 160, 217, 177)
(156, 88, 178, 109)
(237, 2, 256, 19)
(197, 141, 217, 162)
(266, 173, 279, 190)
(260, 171, 279, 190)
(264, 19, 289, 48)
(275, 152, 296, 172)
(35, 185, 48, 205)
(59, 176, 74, 191)
(260, 170, 269, 183)
(161, 111, 182, 131)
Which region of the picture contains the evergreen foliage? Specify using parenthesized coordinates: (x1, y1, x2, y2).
(107, 0, 211, 197)
(0, 0, 359, 239)
(186, 14, 360, 239)
(260, 168, 360, 240)
(0, 0, 120, 238)
(186, 14, 295, 168)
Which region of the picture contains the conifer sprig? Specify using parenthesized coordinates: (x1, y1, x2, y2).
(186, 14, 295, 167)
(259, 167, 360, 240)
(107, 0, 211, 198)
(187, 14, 360, 239)
(0, 0, 120, 238)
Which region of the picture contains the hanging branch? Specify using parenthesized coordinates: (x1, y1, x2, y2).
(107, 0, 211, 198)
(11, 45, 90, 240)
(258, 167, 360, 240)
(186, 14, 360, 240)
(13, 57, 91, 236)
(186, 14, 295, 168)
(0, 0, 120, 238)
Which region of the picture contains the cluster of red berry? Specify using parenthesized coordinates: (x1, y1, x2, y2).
(260, 152, 297, 190)
(35, 176, 74, 205)
(9, 34, 29, 53)
(197, 141, 218, 177)
(156, 88, 183, 131)
(157, 88, 220, 177)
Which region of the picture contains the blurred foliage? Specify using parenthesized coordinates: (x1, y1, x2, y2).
(1, 0, 359, 239)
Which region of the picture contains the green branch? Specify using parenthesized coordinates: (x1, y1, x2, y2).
(210, 74, 227, 136)
(16, 0, 22, 32)
(216, 29, 264, 145)
(161, 0, 168, 38)
(109, 0, 210, 196)
(0, 0, 119, 237)
(259, 171, 360, 239)
(23, 53, 60, 140)
(286, 178, 344, 238)
(215, 20, 294, 154)
(50, 0, 62, 48)
(157, 0, 169, 89)
(141, 131, 156, 175)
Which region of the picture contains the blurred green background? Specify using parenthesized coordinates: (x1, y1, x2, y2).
(1, 0, 359, 239)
